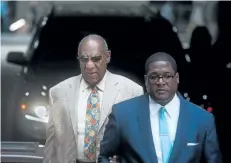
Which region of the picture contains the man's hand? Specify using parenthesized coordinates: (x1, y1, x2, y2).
(109, 155, 120, 163)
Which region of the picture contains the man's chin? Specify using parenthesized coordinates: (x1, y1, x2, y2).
(155, 93, 168, 99)
(151, 93, 170, 105)
(156, 97, 168, 102)
(155, 94, 176, 106)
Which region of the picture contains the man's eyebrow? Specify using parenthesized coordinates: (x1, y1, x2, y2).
(78, 52, 101, 55)
(149, 72, 173, 74)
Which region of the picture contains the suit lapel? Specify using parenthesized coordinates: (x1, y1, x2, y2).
(65, 75, 81, 139)
(98, 72, 120, 132)
(137, 94, 158, 163)
(168, 94, 189, 163)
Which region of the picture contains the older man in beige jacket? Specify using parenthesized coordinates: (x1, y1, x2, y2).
(43, 34, 144, 163)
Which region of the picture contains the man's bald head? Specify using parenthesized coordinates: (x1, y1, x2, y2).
(78, 34, 109, 55)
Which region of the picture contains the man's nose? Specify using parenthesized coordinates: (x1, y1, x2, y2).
(156, 77, 165, 85)
(85, 60, 95, 69)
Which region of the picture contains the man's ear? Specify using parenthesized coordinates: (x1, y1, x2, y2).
(175, 72, 180, 84)
(106, 50, 111, 63)
(144, 75, 150, 93)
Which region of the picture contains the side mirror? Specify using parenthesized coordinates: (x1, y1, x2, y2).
(7, 52, 28, 66)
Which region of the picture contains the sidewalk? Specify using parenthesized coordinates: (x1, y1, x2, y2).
(1, 141, 44, 163)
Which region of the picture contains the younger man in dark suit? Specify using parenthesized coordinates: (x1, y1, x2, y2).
(98, 52, 222, 163)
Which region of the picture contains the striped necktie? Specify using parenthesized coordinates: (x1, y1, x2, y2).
(159, 107, 172, 163)
(84, 87, 100, 161)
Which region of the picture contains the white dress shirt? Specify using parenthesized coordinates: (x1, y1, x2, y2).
(75, 71, 107, 160)
(149, 93, 180, 163)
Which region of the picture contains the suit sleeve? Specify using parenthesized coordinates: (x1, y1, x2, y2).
(204, 114, 223, 163)
(43, 90, 56, 163)
(98, 106, 120, 163)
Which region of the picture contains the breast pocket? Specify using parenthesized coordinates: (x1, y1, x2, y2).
(183, 128, 204, 156)
(186, 142, 200, 149)
(184, 139, 203, 160)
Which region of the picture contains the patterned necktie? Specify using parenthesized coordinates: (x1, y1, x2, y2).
(84, 87, 100, 161)
(159, 107, 172, 163)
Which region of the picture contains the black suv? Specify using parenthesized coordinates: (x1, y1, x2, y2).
(2, 3, 208, 144)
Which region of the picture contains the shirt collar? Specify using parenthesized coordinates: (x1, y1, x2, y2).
(149, 93, 180, 118)
(81, 70, 108, 92)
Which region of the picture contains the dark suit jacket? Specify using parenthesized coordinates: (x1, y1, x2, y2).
(98, 94, 222, 163)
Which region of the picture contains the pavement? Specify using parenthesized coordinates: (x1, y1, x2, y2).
(1, 142, 44, 163)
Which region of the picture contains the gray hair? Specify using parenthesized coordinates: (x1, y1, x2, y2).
(78, 34, 109, 54)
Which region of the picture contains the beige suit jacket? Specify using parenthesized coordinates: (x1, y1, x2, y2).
(43, 71, 144, 163)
